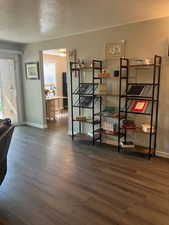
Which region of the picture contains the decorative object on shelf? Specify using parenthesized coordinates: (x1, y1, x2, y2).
(114, 70, 119, 77)
(131, 100, 149, 113)
(120, 141, 135, 148)
(142, 124, 155, 133)
(98, 70, 111, 78)
(25, 62, 40, 79)
(96, 83, 107, 95)
(105, 40, 126, 59)
(127, 85, 145, 96)
(122, 120, 136, 129)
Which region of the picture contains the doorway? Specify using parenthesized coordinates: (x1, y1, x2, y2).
(0, 58, 18, 123)
(42, 49, 68, 129)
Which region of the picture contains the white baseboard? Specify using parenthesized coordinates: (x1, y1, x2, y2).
(25, 122, 47, 129)
(68, 130, 72, 135)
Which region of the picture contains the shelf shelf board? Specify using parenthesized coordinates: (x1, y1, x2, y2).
(95, 93, 119, 97)
(71, 68, 80, 71)
(73, 119, 101, 125)
(95, 112, 125, 120)
(120, 145, 154, 154)
(94, 76, 112, 79)
(120, 95, 157, 101)
(94, 77, 101, 80)
(120, 110, 151, 116)
(73, 93, 100, 97)
(120, 127, 156, 134)
(79, 82, 99, 85)
(128, 82, 159, 86)
(121, 64, 160, 68)
(130, 64, 160, 68)
(73, 105, 93, 109)
(95, 129, 123, 137)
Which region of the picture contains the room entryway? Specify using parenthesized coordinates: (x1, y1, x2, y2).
(42, 49, 68, 129)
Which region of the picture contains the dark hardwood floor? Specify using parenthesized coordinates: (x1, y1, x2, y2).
(0, 116, 169, 225)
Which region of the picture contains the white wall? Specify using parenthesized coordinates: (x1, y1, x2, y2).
(23, 16, 169, 154)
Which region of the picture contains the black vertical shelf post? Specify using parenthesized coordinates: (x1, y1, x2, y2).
(153, 55, 162, 156)
(92, 61, 95, 144)
(70, 62, 74, 140)
(99, 61, 102, 143)
(118, 58, 129, 152)
(93, 60, 102, 144)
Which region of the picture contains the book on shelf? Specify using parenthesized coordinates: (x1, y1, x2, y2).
(120, 141, 135, 148)
(122, 120, 136, 129)
(101, 106, 118, 117)
(131, 100, 149, 113)
(127, 85, 145, 96)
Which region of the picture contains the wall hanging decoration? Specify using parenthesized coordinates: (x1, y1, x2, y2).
(105, 40, 126, 59)
(25, 62, 40, 80)
(68, 49, 77, 62)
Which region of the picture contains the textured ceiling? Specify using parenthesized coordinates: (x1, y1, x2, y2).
(0, 0, 169, 43)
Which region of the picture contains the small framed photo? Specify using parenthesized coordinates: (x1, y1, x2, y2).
(25, 62, 40, 79)
(105, 40, 126, 59)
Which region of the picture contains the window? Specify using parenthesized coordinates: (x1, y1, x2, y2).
(44, 63, 56, 85)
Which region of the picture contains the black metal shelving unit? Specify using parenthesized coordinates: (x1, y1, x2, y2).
(70, 60, 102, 144)
(118, 55, 162, 159)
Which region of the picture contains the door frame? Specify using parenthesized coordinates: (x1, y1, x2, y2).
(39, 49, 72, 128)
(0, 50, 24, 124)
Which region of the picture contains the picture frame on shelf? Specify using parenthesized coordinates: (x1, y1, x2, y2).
(25, 62, 40, 80)
(105, 40, 126, 59)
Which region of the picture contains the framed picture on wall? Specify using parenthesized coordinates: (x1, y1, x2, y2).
(25, 62, 40, 79)
(105, 40, 126, 59)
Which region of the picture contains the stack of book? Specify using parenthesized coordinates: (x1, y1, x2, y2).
(120, 141, 135, 148)
(122, 120, 136, 129)
(76, 116, 86, 121)
(101, 106, 118, 117)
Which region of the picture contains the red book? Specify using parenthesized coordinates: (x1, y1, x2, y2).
(131, 100, 149, 113)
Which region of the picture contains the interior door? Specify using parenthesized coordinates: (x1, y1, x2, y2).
(0, 59, 17, 123)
